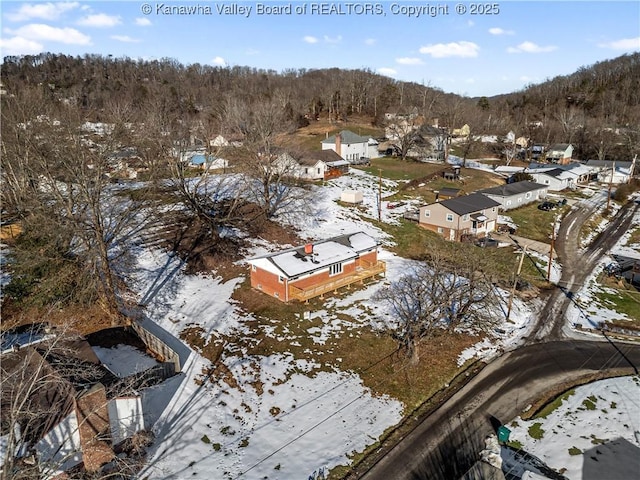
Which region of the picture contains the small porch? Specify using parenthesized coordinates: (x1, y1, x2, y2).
(288, 260, 386, 302)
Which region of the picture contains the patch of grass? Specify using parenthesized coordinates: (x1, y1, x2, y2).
(534, 389, 576, 419)
(239, 438, 249, 448)
(528, 422, 545, 440)
(201, 434, 211, 444)
(568, 446, 582, 456)
(212, 443, 221, 451)
(597, 289, 640, 322)
(610, 401, 617, 409)
(507, 440, 523, 449)
(506, 203, 568, 244)
(590, 435, 607, 445)
(582, 396, 597, 410)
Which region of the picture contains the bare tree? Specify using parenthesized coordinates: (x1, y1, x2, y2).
(224, 97, 310, 221)
(1, 88, 154, 316)
(374, 251, 500, 363)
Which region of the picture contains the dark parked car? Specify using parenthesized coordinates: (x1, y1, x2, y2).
(538, 201, 556, 211)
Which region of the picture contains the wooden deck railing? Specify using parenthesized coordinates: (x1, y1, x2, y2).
(288, 260, 386, 302)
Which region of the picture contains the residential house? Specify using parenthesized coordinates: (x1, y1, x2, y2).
(585, 159, 636, 184)
(418, 193, 500, 241)
(247, 232, 386, 302)
(478, 181, 548, 211)
(545, 144, 573, 164)
(189, 154, 229, 171)
(528, 168, 575, 191)
(321, 130, 381, 162)
(273, 150, 349, 181)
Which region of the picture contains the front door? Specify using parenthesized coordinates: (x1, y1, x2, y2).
(449, 229, 455, 241)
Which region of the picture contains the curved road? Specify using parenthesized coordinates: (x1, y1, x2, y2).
(357, 194, 640, 480)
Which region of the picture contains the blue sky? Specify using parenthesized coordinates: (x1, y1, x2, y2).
(1, 1, 639, 97)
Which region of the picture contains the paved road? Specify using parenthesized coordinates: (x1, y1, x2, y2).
(355, 194, 640, 480)
(359, 340, 640, 480)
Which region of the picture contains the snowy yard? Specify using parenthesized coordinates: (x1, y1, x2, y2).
(129, 169, 537, 478)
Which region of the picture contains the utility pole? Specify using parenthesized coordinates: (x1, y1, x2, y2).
(547, 215, 557, 282)
(378, 169, 382, 222)
(507, 246, 527, 321)
(606, 160, 615, 211)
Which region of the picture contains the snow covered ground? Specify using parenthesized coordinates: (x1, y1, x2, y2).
(131, 169, 536, 479)
(504, 375, 640, 479)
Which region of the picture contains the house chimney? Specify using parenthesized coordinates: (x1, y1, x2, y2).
(304, 243, 313, 255)
(335, 133, 342, 157)
(434, 190, 440, 202)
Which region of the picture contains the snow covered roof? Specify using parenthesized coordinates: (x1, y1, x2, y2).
(248, 232, 379, 279)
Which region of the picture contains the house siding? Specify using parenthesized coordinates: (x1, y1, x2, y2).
(418, 203, 498, 241)
(250, 268, 288, 301)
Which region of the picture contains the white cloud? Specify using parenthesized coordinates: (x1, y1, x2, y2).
(419, 41, 479, 58)
(77, 13, 122, 28)
(377, 67, 397, 76)
(598, 37, 640, 51)
(5, 24, 91, 45)
(364, 38, 376, 46)
(0, 36, 43, 55)
(303, 36, 318, 44)
(111, 35, 140, 43)
(211, 56, 226, 66)
(323, 35, 342, 44)
(245, 48, 260, 55)
(396, 57, 424, 65)
(507, 41, 557, 53)
(5, 2, 79, 22)
(135, 17, 152, 27)
(489, 27, 514, 35)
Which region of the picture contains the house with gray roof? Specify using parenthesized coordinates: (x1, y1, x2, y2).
(545, 144, 573, 164)
(528, 168, 574, 191)
(479, 181, 548, 210)
(321, 130, 381, 163)
(418, 193, 500, 241)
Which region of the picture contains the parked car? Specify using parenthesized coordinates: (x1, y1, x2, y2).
(538, 201, 556, 211)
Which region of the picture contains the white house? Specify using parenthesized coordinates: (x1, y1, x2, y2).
(322, 130, 381, 162)
(545, 144, 573, 164)
(528, 168, 575, 191)
(273, 152, 326, 180)
(598, 166, 632, 184)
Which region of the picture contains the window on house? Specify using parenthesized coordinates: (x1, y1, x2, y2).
(274, 292, 279, 298)
(278, 276, 284, 283)
(462, 214, 470, 221)
(329, 263, 343, 276)
(252, 265, 256, 271)
(446, 214, 454, 222)
(437, 227, 444, 233)
(257, 284, 262, 290)
(305, 168, 309, 174)
(525, 192, 531, 199)
(424, 210, 430, 218)
(506, 200, 512, 206)
(317, 167, 321, 174)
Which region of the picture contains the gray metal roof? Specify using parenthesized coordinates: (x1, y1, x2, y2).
(479, 181, 547, 197)
(438, 193, 501, 216)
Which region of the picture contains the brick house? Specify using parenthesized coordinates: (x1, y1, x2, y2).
(418, 193, 500, 241)
(247, 232, 386, 302)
